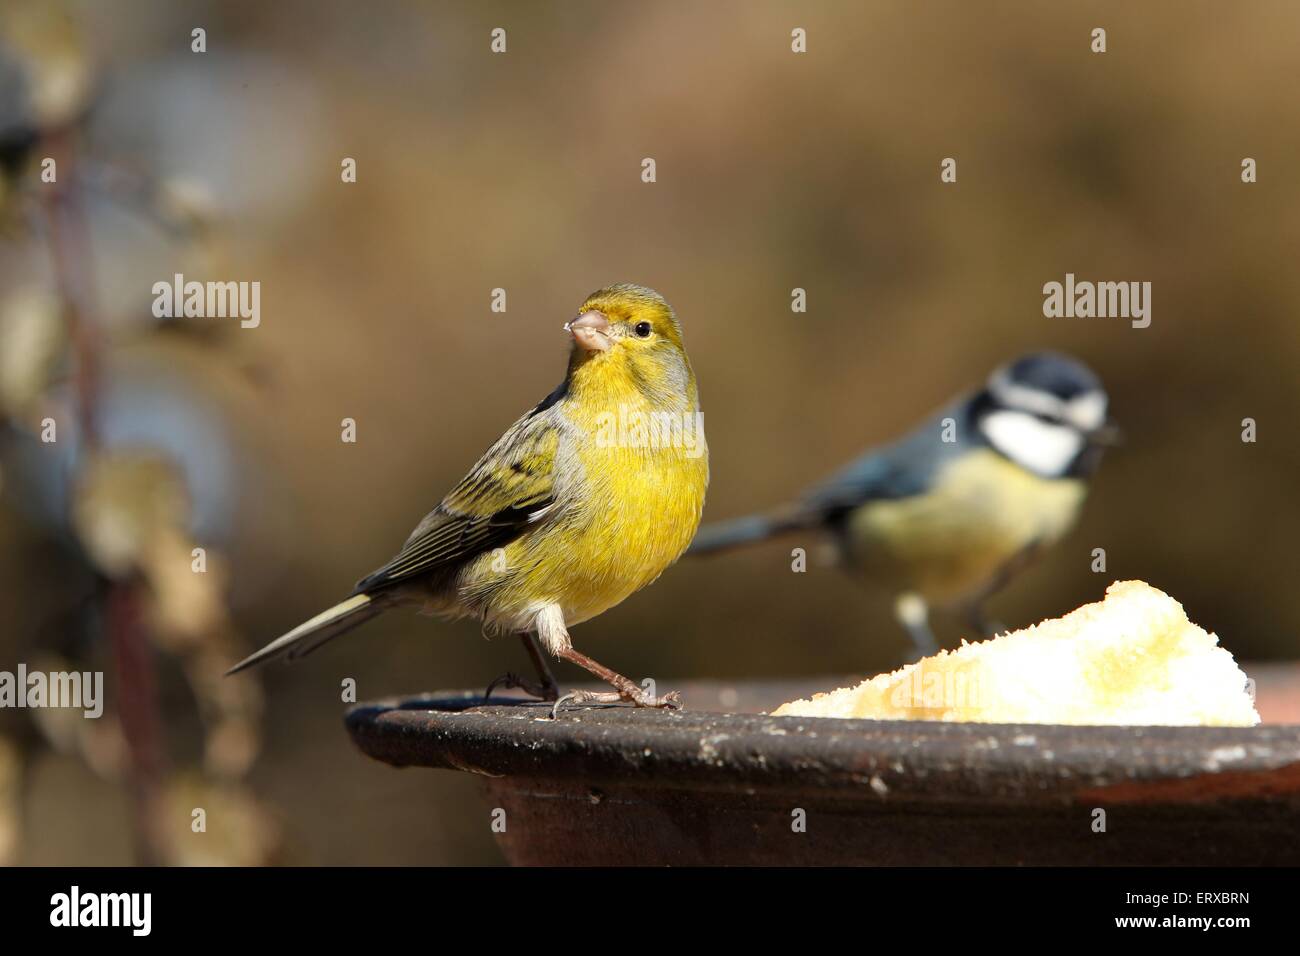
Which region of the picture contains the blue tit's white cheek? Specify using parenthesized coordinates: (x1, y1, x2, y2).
(1066, 390, 1108, 432)
(980, 409, 1085, 478)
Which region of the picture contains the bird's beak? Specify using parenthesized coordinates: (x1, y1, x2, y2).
(565, 311, 611, 352)
(1087, 420, 1123, 447)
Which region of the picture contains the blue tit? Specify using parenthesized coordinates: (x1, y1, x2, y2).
(689, 352, 1118, 658)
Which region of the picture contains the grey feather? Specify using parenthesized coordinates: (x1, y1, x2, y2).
(225, 593, 380, 674)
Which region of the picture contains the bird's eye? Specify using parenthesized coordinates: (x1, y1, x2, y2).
(634, 321, 653, 338)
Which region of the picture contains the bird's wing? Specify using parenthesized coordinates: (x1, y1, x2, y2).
(352, 403, 561, 594)
(801, 397, 979, 518)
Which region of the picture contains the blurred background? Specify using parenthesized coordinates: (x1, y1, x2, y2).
(1, 0, 1297, 865)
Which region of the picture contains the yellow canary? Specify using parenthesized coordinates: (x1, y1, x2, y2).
(229, 284, 708, 710)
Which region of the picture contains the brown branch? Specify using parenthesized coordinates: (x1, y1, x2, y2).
(41, 128, 102, 450)
(39, 127, 169, 865)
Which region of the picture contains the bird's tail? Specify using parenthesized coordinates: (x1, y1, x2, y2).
(687, 507, 817, 557)
(226, 593, 381, 675)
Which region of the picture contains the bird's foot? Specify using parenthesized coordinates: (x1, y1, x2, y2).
(962, 605, 1005, 639)
(550, 686, 682, 719)
(483, 671, 559, 702)
(902, 626, 938, 663)
(895, 592, 938, 662)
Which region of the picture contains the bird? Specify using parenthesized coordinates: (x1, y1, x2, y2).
(228, 284, 709, 712)
(688, 351, 1116, 658)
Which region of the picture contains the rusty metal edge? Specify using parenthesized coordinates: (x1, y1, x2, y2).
(345, 693, 1300, 807)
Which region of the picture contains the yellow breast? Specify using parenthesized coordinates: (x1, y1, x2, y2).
(846, 449, 1086, 604)
(560, 433, 709, 624)
(466, 388, 708, 631)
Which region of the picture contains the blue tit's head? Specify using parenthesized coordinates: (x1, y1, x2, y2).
(974, 352, 1116, 478)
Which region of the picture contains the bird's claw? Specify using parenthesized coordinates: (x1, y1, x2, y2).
(483, 671, 559, 703)
(549, 687, 683, 719)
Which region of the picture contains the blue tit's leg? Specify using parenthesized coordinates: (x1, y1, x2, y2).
(963, 602, 1004, 638)
(484, 633, 560, 702)
(894, 592, 937, 661)
(960, 540, 1042, 639)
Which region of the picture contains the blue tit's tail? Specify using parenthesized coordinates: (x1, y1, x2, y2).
(687, 508, 816, 556)
(226, 593, 382, 674)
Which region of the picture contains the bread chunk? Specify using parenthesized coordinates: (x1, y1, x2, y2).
(773, 581, 1259, 726)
